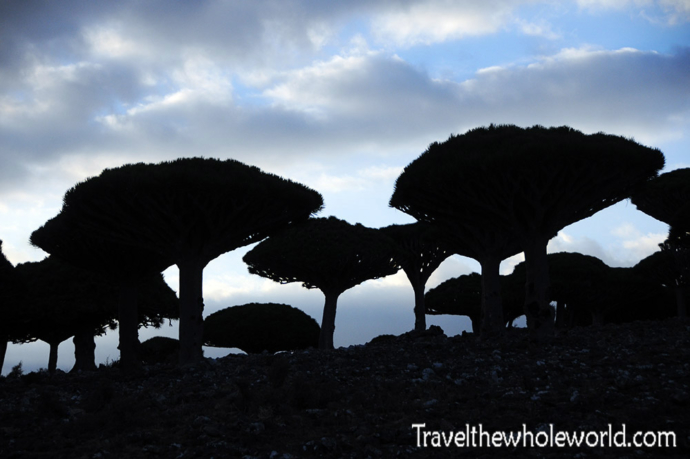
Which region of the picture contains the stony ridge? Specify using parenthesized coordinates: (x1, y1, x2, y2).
(1, 319, 689, 458)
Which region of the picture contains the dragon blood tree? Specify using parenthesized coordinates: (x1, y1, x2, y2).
(390, 140, 523, 338)
(634, 243, 689, 318)
(509, 252, 610, 328)
(31, 210, 175, 370)
(13, 257, 118, 373)
(631, 168, 690, 230)
(425, 272, 523, 333)
(0, 241, 23, 375)
(243, 217, 400, 349)
(632, 168, 690, 317)
(204, 303, 320, 354)
(12, 256, 177, 373)
(669, 202, 690, 243)
(49, 158, 322, 365)
(391, 125, 664, 338)
(381, 222, 452, 332)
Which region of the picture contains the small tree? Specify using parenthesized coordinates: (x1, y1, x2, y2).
(509, 252, 610, 328)
(634, 243, 689, 318)
(12, 257, 177, 373)
(31, 210, 175, 371)
(204, 303, 320, 354)
(593, 267, 673, 325)
(425, 273, 523, 332)
(13, 257, 118, 373)
(381, 222, 452, 332)
(243, 217, 400, 349)
(52, 158, 323, 365)
(391, 125, 664, 338)
(0, 241, 23, 375)
(140, 337, 179, 365)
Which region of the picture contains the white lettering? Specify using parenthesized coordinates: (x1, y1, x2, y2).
(411, 423, 426, 447)
(410, 423, 675, 449)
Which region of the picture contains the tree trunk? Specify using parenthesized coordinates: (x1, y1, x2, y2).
(469, 315, 479, 334)
(178, 258, 205, 366)
(118, 280, 141, 371)
(319, 290, 341, 350)
(48, 341, 59, 374)
(555, 300, 566, 329)
(403, 267, 427, 332)
(676, 286, 687, 319)
(591, 310, 605, 326)
(71, 330, 97, 372)
(523, 237, 555, 339)
(480, 256, 503, 338)
(0, 336, 7, 376)
(412, 281, 427, 332)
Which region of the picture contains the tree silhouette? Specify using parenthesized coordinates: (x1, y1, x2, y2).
(631, 169, 690, 318)
(204, 303, 320, 354)
(593, 267, 673, 325)
(634, 243, 689, 318)
(0, 241, 23, 375)
(510, 252, 610, 328)
(243, 217, 400, 349)
(51, 158, 323, 365)
(669, 199, 690, 243)
(140, 336, 179, 365)
(391, 125, 664, 338)
(425, 272, 523, 332)
(381, 222, 452, 332)
(632, 168, 690, 228)
(12, 257, 177, 373)
(390, 150, 521, 337)
(31, 210, 175, 370)
(13, 257, 118, 373)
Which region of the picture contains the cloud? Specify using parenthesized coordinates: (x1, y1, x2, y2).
(514, 18, 562, 39)
(544, 227, 666, 267)
(455, 46, 690, 144)
(611, 223, 667, 261)
(501, 253, 525, 275)
(261, 45, 690, 146)
(3, 1, 689, 194)
(302, 165, 404, 194)
(426, 256, 478, 289)
(547, 231, 612, 264)
(576, 0, 690, 24)
(370, 0, 525, 46)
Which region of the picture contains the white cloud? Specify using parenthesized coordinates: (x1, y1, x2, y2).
(501, 253, 525, 275)
(314, 173, 367, 193)
(576, 0, 653, 9)
(263, 51, 380, 116)
(83, 24, 144, 59)
(371, 0, 519, 46)
(426, 255, 478, 289)
(548, 231, 610, 258)
(514, 18, 561, 39)
(358, 165, 404, 182)
(203, 273, 295, 302)
(611, 223, 667, 260)
(659, 0, 690, 23)
(576, 0, 690, 23)
(292, 164, 404, 194)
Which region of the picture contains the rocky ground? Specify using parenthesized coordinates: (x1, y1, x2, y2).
(1, 319, 689, 459)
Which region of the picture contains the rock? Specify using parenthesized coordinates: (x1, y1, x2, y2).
(1, 318, 689, 458)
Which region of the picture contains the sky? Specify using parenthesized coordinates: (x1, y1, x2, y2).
(1, 0, 689, 375)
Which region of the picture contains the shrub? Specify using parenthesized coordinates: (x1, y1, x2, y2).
(204, 303, 319, 354)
